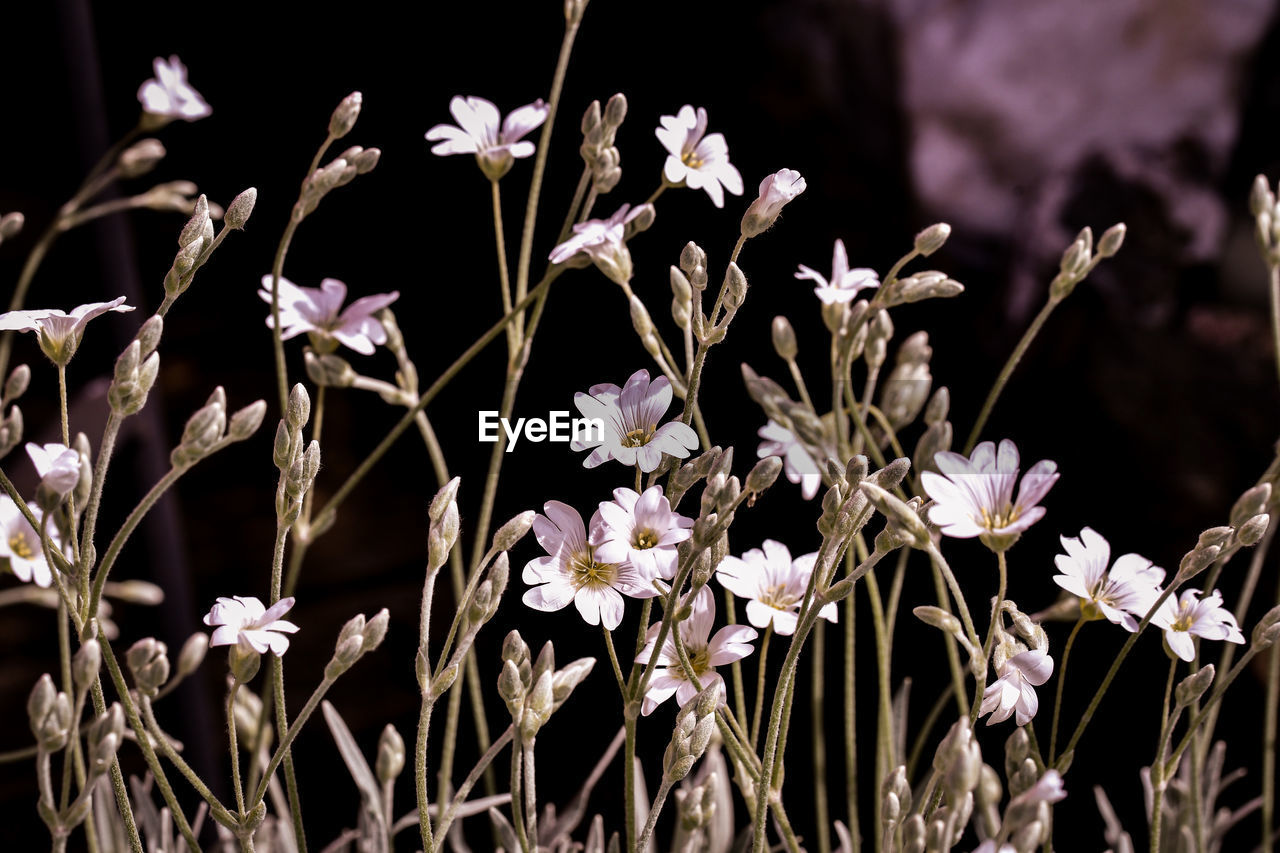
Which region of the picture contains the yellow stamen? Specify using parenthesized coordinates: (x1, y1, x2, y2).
(9, 532, 34, 560)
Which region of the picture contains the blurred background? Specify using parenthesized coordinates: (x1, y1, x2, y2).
(1, 0, 1279, 848)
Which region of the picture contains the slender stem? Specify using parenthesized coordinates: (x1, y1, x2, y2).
(139, 696, 237, 827)
(1149, 658, 1178, 853)
(786, 358, 815, 413)
(603, 627, 627, 698)
(417, 558, 440, 853)
(491, 180, 518, 352)
(865, 569, 893, 851)
(750, 625, 773, 749)
(252, 671, 338, 806)
(1268, 261, 1280, 389)
(812, 619, 832, 853)
(843, 575, 860, 853)
(624, 715, 637, 853)
(431, 725, 515, 841)
(969, 551, 1009, 723)
(964, 299, 1058, 454)
(645, 182, 668, 206)
(635, 778, 673, 853)
(509, 735, 531, 852)
(1048, 618, 1085, 766)
(1266, 593, 1280, 853)
(724, 589, 749, 731)
(522, 742, 538, 846)
(88, 463, 185, 617)
(228, 682, 246, 816)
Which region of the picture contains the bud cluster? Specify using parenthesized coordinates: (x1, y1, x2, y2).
(580, 94, 626, 193)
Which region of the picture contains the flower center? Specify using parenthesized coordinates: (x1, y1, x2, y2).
(633, 528, 659, 550)
(978, 504, 1021, 531)
(759, 583, 798, 610)
(568, 548, 617, 590)
(678, 646, 711, 680)
(1171, 612, 1195, 633)
(9, 532, 35, 560)
(621, 425, 657, 448)
(682, 151, 705, 169)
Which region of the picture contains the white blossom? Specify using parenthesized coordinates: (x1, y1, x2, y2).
(1012, 769, 1067, 806)
(203, 596, 299, 656)
(0, 496, 59, 587)
(1151, 588, 1245, 662)
(0, 297, 134, 365)
(522, 500, 654, 631)
(741, 169, 806, 237)
(1052, 527, 1165, 632)
(571, 369, 699, 473)
(26, 443, 81, 498)
(426, 95, 548, 181)
(756, 420, 822, 500)
(548, 204, 647, 285)
(716, 540, 835, 635)
(794, 240, 879, 305)
(259, 275, 399, 356)
(137, 56, 211, 125)
(921, 439, 1059, 551)
(635, 587, 756, 715)
(594, 486, 693, 582)
(655, 105, 744, 208)
(979, 647, 1054, 726)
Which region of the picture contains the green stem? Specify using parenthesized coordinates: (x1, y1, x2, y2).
(1268, 261, 1280, 389)
(431, 725, 515, 841)
(1149, 658, 1178, 853)
(491, 179, 518, 351)
(624, 715, 637, 853)
(865, 569, 893, 852)
(812, 620, 831, 853)
(603, 627, 627, 698)
(1266, 591, 1280, 853)
(843, 575, 860, 853)
(1048, 618, 1085, 766)
(969, 551, 1009, 724)
(750, 624, 773, 749)
(139, 696, 237, 827)
(635, 778, 673, 853)
(964, 298, 1058, 454)
(509, 734, 531, 852)
(724, 589, 749, 731)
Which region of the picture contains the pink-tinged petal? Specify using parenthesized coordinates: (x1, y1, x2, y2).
(995, 439, 1020, 474)
(263, 619, 299, 636)
(969, 442, 997, 471)
(921, 470, 973, 509)
(523, 556, 555, 584)
(685, 587, 716, 644)
(651, 421, 700, 452)
(596, 500, 634, 535)
(1016, 460, 1059, 509)
(209, 625, 240, 647)
(240, 631, 272, 655)
(663, 156, 689, 185)
(339, 291, 399, 325)
(770, 607, 801, 636)
(506, 141, 536, 159)
(701, 175, 726, 208)
(716, 558, 758, 598)
(1052, 573, 1091, 600)
(1012, 650, 1053, 685)
(329, 329, 376, 356)
(597, 587, 627, 630)
(260, 597, 296, 624)
(709, 625, 758, 664)
(573, 586, 604, 626)
(1014, 681, 1039, 726)
(1165, 630, 1196, 662)
(582, 447, 611, 468)
(593, 539, 631, 566)
(450, 96, 500, 143)
(265, 632, 292, 656)
(744, 599, 776, 630)
(501, 100, 549, 143)
(523, 580, 576, 613)
(636, 444, 663, 472)
(543, 501, 587, 551)
(426, 124, 480, 155)
(800, 473, 822, 499)
(999, 506, 1046, 536)
(793, 265, 829, 288)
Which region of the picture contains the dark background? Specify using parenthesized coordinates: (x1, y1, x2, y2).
(1, 0, 1279, 848)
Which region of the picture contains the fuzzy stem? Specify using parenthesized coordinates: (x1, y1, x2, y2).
(636, 778, 673, 853)
(1149, 658, 1178, 853)
(969, 551, 1009, 724)
(1048, 618, 1085, 766)
(750, 625, 773, 749)
(812, 620, 832, 853)
(964, 298, 1057, 454)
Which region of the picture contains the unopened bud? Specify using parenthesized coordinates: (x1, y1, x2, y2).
(1238, 514, 1270, 546)
(376, 724, 405, 783)
(1231, 484, 1272, 527)
(176, 633, 209, 678)
(73, 640, 101, 693)
(126, 638, 169, 696)
(913, 223, 950, 257)
(745, 456, 782, 494)
(1175, 664, 1214, 707)
(119, 139, 166, 178)
(493, 510, 536, 551)
(723, 263, 748, 311)
(329, 92, 362, 138)
(771, 316, 797, 360)
(225, 187, 258, 229)
(1097, 223, 1126, 258)
(287, 383, 311, 429)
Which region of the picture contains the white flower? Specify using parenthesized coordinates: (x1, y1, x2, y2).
(1012, 769, 1067, 806)
(756, 420, 822, 500)
(26, 443, 81, 498)
(594, 486, 693, 582)
(794, 240, 879, 305)
(741, 169, 806, 237)
(1150, 588, 1245, 662)
(571, 369, 700, 473)
(971, 843, 1015, 853)
(203, 596, 299, 656)
(426, 95, 548, 181)
(137, 56, 211, 125)
(259, 276, 399, 356)
(0, 297, 134, 366)
(0, 496, 58, 588)
(548, 204, 648, 285)
(1052, 527, 1165, 632)
(716, 540, 836, 635)
(655, 105, 744, 208)
(921, 439, 1059, 551)
(635, 587, 757, 715)
(979, 647, 1054, 726)
(522, 500, 655, 631)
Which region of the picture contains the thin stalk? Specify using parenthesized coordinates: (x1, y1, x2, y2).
(865, 569, 893, 851)
(635, 778, 673, 853)
(491, 180, 517, 351)
(603, 627, 627, 697)
(431, 725, 515, 841)
(812, 620, 832, 853)
(1048, 618, 1085, 766)
(251, 670, 339, 806)
(1266, 596, 1280, 853)
(969, 551, 1009, 724)
(844, 572, 860, 853)
(139, 696, 237, 828)
(228, 682, 247, 816)
(750, 625, 773, 749)
(416, 561, 441, 853)
(1149, 659, 1178, 853)
(964, 299, 1057, 454)
(522, 742, 538, 846)
(1269, 261, 1280, 389)
(624, 715, 637, 853)
(724, 589, 749, 732)
(509, 735, 531, 852)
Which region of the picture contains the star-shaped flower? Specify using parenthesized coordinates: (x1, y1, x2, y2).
(548, 204, 650, 285)
(594, 486, 693, 582)
(522, 500, 655, 631)
(571, 369, 699, 473)
(716, 540, 836, 635)
(756, 420, 823, 500)
(794, 240, 879, 305)
(1150, 588, 1245, 662)
(655, 105, 744, 208)
(921, 439, 1059, 552)
(137, 56, 212, 126)
(635, 586, 757, 715)
(0, 496, 59, 587)
(0, 298, 134, 366)
(426, 95, 548, 181)
(978, 647, 1054, 726)
(259, 275, 399, 356)
(204, 596, 299, 657)
(1052, 527, 1165, 632)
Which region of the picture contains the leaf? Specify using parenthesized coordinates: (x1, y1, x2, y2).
(321, 700, 388, 843)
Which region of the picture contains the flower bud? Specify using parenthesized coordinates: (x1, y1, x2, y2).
(1238, 514, 1270, 546)
(228, 400, 268, 441)
(126, 638, 169, 696)
(861, 482, 931, 549)
(0, 212, 24, 241)
(551, 657, 595, 705)
(1096, 222, 1126, 258)
(305, 350, 357, 388)
(429, 477, 462, 525)
(73, 639, 101, 693)
(287, 383, 311, 430)
(913, 223, 951, 257)
(745, 456, 782, 495)
(498, 658, 525, 713)
(722, 263, 748, 312)
(329, 92, 362, 138)
(1175, 664, 1214, 707)
(493, 510, 536, 552)
(376, 724, 405, 784)
(771, 315, 797, 360)
(224, 187, 257, 230)
(178, 195, 210, 248)
(176, 632, 209, 679)
(1251, 604, 1280, 649)
(4, 364, 30, 402)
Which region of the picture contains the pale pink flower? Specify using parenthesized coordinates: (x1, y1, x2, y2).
(204, 596, 299, 657)
(548, 204, 650, 285)
(741, 169, 806, 237)
(979, 647, 1054, 726)
(426, 96, 548, 181)
(716, 540, 835, 635)
(259, 275, 399, 356)
(1013, 769, 1067, 806)
(756, 421, 822, 500)
(1150, 588, 1245, 662)
(635, 587, 757, 715)
(921, 439, 1059, 551)
(0, 496, 59, 587)
(26, 443, 81, 498)
(0, 297, 134, 365)
(522, 500, 654, 631)
(594, 486, 693, 582)
(1053, 527, 1165, 632)
(137, 56, 211, 124)
(655, 105, 744, 208)
(794, 239, 879, 305)
(571, 369, 699, 473)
